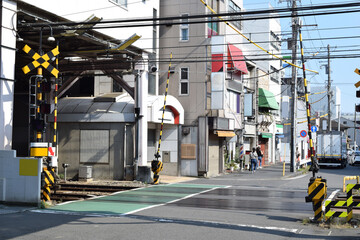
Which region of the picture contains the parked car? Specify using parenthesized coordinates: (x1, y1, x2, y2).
(347, 149, 355, 165)
(352, 151, 360, 166)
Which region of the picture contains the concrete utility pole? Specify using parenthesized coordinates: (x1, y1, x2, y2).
(327, 44, 332, 132)
(290, 0, 298, 173)
(354, 104, 357, 150)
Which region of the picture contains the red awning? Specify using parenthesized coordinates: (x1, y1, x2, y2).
(227, 44, 248, 74)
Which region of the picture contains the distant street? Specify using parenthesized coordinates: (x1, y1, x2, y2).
(1, 163, 359, 240)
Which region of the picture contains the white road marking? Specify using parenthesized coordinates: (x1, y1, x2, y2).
(124, 186, 223, 215)
(282, 174, 308, 180)
(328, 231, 332, 236)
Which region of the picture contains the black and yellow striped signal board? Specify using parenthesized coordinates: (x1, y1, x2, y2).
(22, 44, 59, 78)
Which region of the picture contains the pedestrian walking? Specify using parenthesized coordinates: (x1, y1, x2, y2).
(256, 146, 263, 169)
(250, 147, 258, 173)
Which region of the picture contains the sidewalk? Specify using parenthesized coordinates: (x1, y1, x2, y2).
(227, 162, 306, 179)
(0, 204, 36, 215)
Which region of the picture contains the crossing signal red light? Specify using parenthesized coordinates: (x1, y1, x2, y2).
(357, 90, 360, 98)
(356, 104, 360, 112)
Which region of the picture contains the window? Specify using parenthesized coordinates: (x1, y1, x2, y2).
(208, 17, 218, 37)
(228, 0, 242, 30)
(109, 0, 127, 8)
(153, 8, 157, 52)
(270, 31, 281, 51)
(180, 67, 189, 95)
(270, 66, 279, 83)
(180, 14, 189, 41)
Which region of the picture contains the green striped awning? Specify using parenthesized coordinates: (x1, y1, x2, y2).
(258, 88, 279, 110)
(261, 133, 273, 138)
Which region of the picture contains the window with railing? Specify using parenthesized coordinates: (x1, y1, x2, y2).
(270, 66, 279, 83)
(270, 31, 281, 51)
(228, 0, 242, 30)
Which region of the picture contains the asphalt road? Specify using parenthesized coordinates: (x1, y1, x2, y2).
(1, 163, 359, 240)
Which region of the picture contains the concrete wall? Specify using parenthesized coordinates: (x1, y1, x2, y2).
(0, 0, 17, 150)
(0, 150, 41, 204)
(58, 122, 133, 180)
(155, 124, 178, 176)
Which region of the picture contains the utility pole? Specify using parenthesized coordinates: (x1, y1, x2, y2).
(327, 44, 332, 132)
(355, 104, 357, 150)
(289, 0, 298, 173)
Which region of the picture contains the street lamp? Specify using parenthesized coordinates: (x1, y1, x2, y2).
(39, 25, 55, 55)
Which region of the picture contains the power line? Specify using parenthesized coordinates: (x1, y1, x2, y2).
(18, 2, 360, 30)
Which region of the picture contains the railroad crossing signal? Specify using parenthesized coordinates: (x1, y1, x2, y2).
(356, 105, 360, 112)
(22, 44, 59, 78)
(354, 68, 360, 88)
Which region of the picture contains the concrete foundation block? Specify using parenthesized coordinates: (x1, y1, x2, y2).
(136, 166, 152, 183)
(0, 150, 16, 158)
(125, 165, 134, 181)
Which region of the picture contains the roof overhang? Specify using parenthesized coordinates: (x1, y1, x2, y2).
(55, 94, 184, 125)
(15, 1, 144, 98)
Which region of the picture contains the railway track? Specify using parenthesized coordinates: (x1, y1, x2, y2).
(50, 183, 138, 203)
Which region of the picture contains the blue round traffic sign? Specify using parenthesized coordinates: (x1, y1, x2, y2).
(300, 130, 307, 138)
(311, 126, 318, 132)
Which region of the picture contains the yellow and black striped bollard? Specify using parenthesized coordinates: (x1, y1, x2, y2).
(41, 168, 55, 202)
(151, 159, 163, 185)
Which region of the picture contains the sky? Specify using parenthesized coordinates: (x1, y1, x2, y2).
(243, 0, 360, 114)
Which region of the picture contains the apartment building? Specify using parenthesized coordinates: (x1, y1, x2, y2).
(242, 5, 283, 164)
(158, 0, 265, 176)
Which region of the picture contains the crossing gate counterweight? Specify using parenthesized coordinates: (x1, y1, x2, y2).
(305, 177, 327, 221)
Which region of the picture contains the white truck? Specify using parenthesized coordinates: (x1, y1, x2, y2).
(316, 131, 348, 168)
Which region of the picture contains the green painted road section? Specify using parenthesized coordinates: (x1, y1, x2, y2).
(48, 183, 226, 215)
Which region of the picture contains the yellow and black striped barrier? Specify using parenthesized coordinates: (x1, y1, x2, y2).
(305, 177, 327, 221)
(325, 183, 360, 222)
(346, 183, 360, 221)
(325, 200, 347, 220)
(22, 44, 59, 78)
(41, 167, 56, 202)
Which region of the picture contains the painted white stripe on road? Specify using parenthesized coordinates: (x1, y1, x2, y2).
(282, 174, 308, 180)
(124, 186, 227, 215)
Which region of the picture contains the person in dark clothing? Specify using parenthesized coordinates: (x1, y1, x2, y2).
(250, 147, 258, 173)
(256, 146, 263, 168)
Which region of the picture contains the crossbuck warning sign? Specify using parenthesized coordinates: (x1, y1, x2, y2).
(22, 44, 59, 78)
